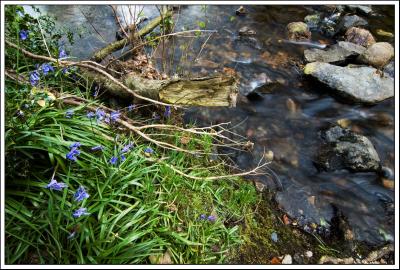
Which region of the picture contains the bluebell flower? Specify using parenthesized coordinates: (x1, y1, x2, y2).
(46, 178, 67, 191)
(93, 86, 100, 97)
(109, 156, 118, 165)
(121, 143, 133, 153)
(65, 109, 74, 118)
(59, 49, 67, 59)
(164, 106, 171, 118)
(16, 10, 24, 17)
(62, 67, 70, 74)
(95, 108, 105, 122)
(128, 104, 136, 112)
(73, 186, 89, 202)
(207, 215, 216, 222)
(72, 207, 90, 218)
(91, 145, 104, 151)
(199, 214, 206, 220)
(29, 70, 40, 86)
(87, 111, 95, 119)
(41, 63, 54, 75)
(144, 147, 154, 154)
(19, 30, 29, 40)
(69, 142, 81, 149)
(120, 154, 126, 161)
(66, 147, 80, 161)
(110, 111, 120, 123)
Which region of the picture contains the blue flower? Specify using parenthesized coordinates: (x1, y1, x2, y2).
(62, 67, 70, 74)
(207, 215, 216, 222)
(87, 111, 95, 119)
(199, 214, 206, 220)
(110, 111, 120, 123)
(91, 145, 104, 151)
(73, 186, 89, 202)
(19, 30, 29, 40)
(69, 142, 81, 149)
(128, 104, 136, 112)
(121, 143, 133, 153)
(65, 109, 74, 118)
(109, 156, 118, 165)
(95, 108, 105, 122)
(16, 10, 24, 17)
(120, 154, 126, 161)
(46, 178, 67, 191)
(41, 63, 54, 75)
(271, 232, 278, 243)
(59, 49, 67, 59)
(66, 147, 80, 161)
(29, 70, 40, 86)
(164, 106, 171, 118)
(93, 86, 100, 97)
(144, 147, 154, 154)
(72, 207, 90, 218)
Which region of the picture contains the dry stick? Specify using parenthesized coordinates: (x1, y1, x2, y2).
(110, 5, 130, 39)
(5, 40, 176, 108)
(106, 29, 217, 68)
(36, 18, 52, 58)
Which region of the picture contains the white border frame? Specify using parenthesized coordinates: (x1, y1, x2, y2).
(1, 1, 398, 269)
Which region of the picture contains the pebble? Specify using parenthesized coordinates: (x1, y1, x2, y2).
(282, 254, 292, 264)
(305, 251, 313, 258)
(264, 150, 274, 162)
(271, 232, 278, 242)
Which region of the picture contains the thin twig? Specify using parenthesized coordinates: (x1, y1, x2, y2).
(36, 18, 52, 58)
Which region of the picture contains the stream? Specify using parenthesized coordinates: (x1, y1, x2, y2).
(23, 4, 395, 245)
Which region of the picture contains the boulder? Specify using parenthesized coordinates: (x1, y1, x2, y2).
(345, 5, 373, 16)
(304, 62, 394, 103)
(287, 22, 311, 41)
(304, 41, 366, 63)
(358, 42, 394, 68)
(316, 125, 381, 172)
(334, 15, 368, 35)
(383, 60, 394, 78)
(304, 14, 321, 30)
(345, 27, 376, 47)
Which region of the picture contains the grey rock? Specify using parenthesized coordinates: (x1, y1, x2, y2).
(304, 41, 365, 63)
(304, 62, 394, 103)
(317, 125, 381, 172)
(358, 42, 394, 68)
(319, 12, 341, 37)
(383, 60, 394, 78)
(345, 27, 376, 47)
(335, 15, 368, 35)
(345, 5, 373, 16)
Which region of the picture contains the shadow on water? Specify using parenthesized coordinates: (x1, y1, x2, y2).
(25, 4, 395, 245)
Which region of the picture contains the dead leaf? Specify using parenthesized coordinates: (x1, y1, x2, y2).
(283, 214, 290, 225)
(180, 136, 190, 145)
(271, 257, 281, 264)
(37, 100, 46, 107)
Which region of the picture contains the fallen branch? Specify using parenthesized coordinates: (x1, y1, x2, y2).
(91, 8, 173, 63)
(7, 39, 238, 107)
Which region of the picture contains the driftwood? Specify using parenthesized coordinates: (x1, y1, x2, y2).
(91, 9, 173, 63)
(82, 68, 238, 107)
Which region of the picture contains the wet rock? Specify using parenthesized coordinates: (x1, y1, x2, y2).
(345, 5, 373, 16)
(358, 42, 394, 68)
(316, 125, 381, 172)
(319, 13, 341, 37)
(319, 256, 354, 264)
(335, 15, 368, 35)
(238, 26, 256, 36)
(235, 6, 246, 16)
(282, 254, 292, 264)
(304, 62, 394, 103)
(376, 29, 394, 38)
(304, 13, 321, 30)
(345, 27, 376, 47)
(304, 41, 365, 64)
(287, 22, 311, 41)
(383, 60, 394, 78)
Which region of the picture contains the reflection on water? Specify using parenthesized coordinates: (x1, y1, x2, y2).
(24, 4, 395, 244)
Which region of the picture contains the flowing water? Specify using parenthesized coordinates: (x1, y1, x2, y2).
(23, 4, 395, 245)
